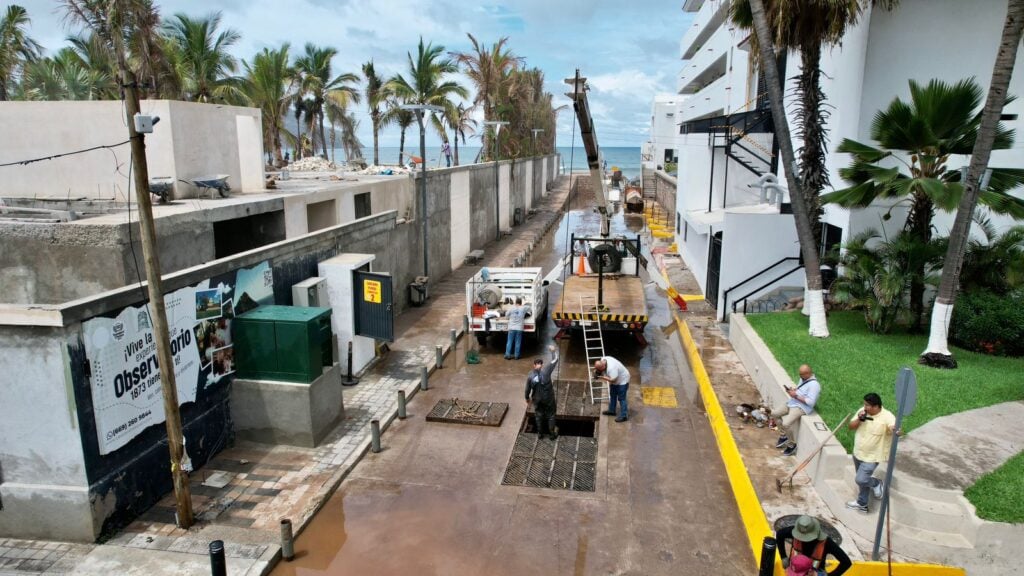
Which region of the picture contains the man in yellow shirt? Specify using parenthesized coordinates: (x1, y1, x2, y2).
(845, 393, 896, 513)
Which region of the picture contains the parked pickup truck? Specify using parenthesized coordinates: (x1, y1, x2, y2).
(466, 267, 549, 347)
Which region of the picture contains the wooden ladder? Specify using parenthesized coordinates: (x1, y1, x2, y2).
(580, 295, 608, 404)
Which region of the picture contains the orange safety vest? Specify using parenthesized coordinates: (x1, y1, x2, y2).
(792, 539, 827, 570)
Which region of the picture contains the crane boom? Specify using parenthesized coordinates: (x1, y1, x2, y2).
(565, 71, 612, 237)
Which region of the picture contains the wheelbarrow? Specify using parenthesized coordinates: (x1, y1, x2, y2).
(149, 177, 175, 203)
(191, 174, 231, 198)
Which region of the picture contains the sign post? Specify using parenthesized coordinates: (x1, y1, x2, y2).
(871, 366, 917, 560)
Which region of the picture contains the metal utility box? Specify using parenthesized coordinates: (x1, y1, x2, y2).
(233, 305, 333, 383)
(292, 277, 329, 307)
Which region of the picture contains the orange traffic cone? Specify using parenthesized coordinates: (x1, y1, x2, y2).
(577, 254, 587, 275)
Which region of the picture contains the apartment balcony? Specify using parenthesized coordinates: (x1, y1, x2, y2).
(678, 23, 731, 94)
(679, 75, 729, 122)
(679, 0, 731, 60)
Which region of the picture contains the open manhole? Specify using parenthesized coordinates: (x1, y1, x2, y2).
(501, 413, 598, 492)
(425, 399, 508, 427)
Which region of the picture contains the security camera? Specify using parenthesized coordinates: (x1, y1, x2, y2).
(133, 113, 160, 134)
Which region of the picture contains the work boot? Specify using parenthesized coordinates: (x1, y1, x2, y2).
(775, 436, 789, 449)
(615, 416, 627, 423)
(549, 432, 558, 441)
(602, 410, 615, 416)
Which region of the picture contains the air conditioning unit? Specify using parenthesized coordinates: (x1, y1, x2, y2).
(292, 277, 329, 307)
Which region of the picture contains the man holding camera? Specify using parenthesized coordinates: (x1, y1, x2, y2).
(772, 364, 820, 456)
(846, 392, 896, 513)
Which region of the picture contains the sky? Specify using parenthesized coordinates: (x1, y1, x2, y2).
(18, 0, 693, 150)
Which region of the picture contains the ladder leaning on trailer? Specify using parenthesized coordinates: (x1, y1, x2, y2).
(579, 295, 608, 404)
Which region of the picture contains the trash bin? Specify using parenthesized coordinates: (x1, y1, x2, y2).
(409, 276, 429, 306)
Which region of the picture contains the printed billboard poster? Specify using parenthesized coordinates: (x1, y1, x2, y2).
(83, 261, 273, 454)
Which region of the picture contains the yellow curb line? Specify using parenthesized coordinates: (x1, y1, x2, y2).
(671, 306, 965, 576)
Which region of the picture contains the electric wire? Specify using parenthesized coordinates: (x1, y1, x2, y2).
(0, 139, 133, 168)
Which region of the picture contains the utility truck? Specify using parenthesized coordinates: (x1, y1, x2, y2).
(466, 267, 549, 347)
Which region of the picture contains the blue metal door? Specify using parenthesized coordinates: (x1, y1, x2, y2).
(353, 271, 394, 342)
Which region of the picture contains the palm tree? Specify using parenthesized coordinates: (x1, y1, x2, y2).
(293, 43, 360, 159)
(162, 12, 243, 103)
(731, 0, 898, 249)
(824, 78, 1024, 331)
(324, 89, 362, 164)
(923, 0, 1024, 367)
(22, 47, 114, 100)
(387, 37, 468, 169)
(742, 0, 830, 337)
(383, 95, 415, 165)
(0, 4, 43, 101)
(445, 102, 477, 166)
(957, 214, 1024, 296)
(124, 0, 167, 98)
(362, 60, 389, 165)
(243, 44, 292, 166)
(453, 34, 519, 159)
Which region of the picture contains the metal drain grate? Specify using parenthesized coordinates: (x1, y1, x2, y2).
(501, 433, 598, 492)
(426, 399, 508, 427)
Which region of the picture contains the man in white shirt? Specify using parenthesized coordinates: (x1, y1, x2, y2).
(594, 356, 630, 422)
(772, 364, 821, 456)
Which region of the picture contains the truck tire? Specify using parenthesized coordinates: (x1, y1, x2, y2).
(476, 333, 488, 347)
(588, 243, 622, 273)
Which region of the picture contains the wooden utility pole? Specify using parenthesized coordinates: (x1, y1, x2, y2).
(121, 69, 194, 528)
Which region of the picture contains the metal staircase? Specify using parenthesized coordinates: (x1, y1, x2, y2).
(579, 295, 608, 404)
(710, 108, 775, 178)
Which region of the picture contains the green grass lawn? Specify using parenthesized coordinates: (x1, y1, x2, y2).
(964, 450, 1024, 523)
(745, 311, 1024, 453)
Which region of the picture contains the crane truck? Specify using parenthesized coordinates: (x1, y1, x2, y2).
(547, 71, 686, 346)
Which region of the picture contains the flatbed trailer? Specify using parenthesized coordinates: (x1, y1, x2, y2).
(548, 235, 649, 345)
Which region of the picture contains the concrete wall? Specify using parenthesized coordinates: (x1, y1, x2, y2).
(0, 324, 94, 541)
(0, 100, 264, 200)
(449, 170, 472, 269)
(718, 211, 802, 318)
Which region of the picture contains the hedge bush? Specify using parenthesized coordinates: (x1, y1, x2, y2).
(950, 290, 1024, 357)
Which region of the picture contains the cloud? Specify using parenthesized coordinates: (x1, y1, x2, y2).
(19, 0, 693, 148)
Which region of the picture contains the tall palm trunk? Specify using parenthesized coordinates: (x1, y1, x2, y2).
(398, 126, 407, 165)
(372, 115, 380, 165)
(452, 128, 460, 166)
(796, 40, 827, 250)
(329, 119, 336, 163)
(907, 193, 935, 332)
(294, 106, 303, 159)
(747, 0, 829, 337)
(924, 0, 1024, 367)
(318, 108, 329, 158)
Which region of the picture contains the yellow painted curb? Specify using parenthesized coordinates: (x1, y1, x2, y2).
(671, 307, 965, 576)
(681, 294, 705, 302)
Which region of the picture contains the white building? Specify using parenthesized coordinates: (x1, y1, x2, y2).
(642, 93, 685, 171)
(668, 0, 1024, 320)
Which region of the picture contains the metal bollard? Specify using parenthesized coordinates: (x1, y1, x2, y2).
(209, 540, 226, 576)
(450, 329, 457, 350)
(757, 536, 777, 576)
(280, 519, 295, 562)
(435, 344, 443, 368)
(370, 419, 382, 453)
(342, 341, 359, 386)
(462, 314, 469, 335)
(420, 365, 429, 391)
(397, 390, 407, 419)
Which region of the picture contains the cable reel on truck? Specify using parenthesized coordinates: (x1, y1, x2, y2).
(474, 284, 503, 308)
(588, 243, 622, 273)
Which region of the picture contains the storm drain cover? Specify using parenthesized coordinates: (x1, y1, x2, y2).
(426, 398, 508, 427)
(501, 419, 598, 492)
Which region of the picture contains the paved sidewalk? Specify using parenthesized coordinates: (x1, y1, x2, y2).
(0, 178, 573, 576)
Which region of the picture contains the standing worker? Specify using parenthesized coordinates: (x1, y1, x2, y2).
(525, 345, 560, 440)
(504, 298, 529, 360)
(846, 392, 897, 513)
(594, 356, 630, 422)
(772, 364, 821, 456)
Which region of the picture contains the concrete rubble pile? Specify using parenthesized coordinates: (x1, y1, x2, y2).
(353, 165, 413, 175)
(285, 156, 338, 172)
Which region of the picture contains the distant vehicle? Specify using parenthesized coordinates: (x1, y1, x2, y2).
(466, 267, 549, 347)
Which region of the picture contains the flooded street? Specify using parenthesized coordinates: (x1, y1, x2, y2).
(270, 198, 750, 575)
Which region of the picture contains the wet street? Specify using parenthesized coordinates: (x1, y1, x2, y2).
(270, 198, 750, 575)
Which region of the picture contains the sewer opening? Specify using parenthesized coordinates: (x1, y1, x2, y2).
(521, 415, 596, 437)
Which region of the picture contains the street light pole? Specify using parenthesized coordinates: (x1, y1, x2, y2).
(531, 128, 544, 157)
(483, 120, 508, 242)
(400, 104, 444, 287)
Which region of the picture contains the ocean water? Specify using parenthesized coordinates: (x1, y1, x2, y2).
(321, 145, 643, 179)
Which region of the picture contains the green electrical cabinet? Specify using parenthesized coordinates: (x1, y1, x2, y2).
(233, 305, 333, 383)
